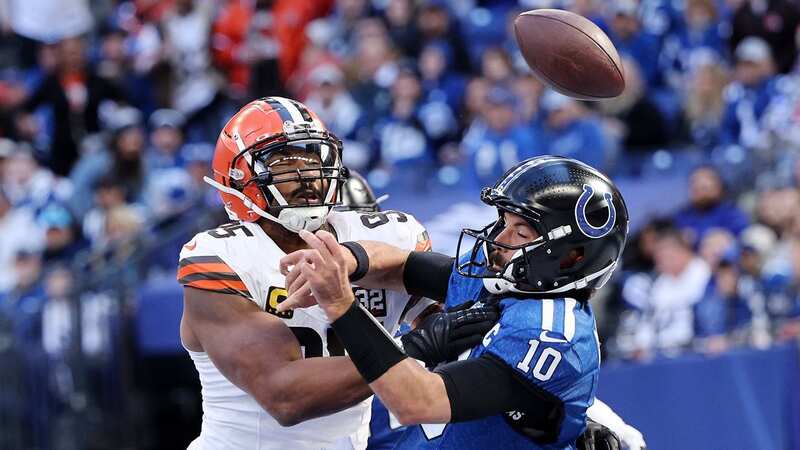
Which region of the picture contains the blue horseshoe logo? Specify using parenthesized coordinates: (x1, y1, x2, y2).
(575, 184, 616, 238)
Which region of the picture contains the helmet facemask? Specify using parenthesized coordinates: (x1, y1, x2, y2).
(455, 216, 548, 295)
(455, 206, 609, 297)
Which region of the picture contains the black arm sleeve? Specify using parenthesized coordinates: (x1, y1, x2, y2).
(402, 251, 455, 301)
(435, 354, 564, 434)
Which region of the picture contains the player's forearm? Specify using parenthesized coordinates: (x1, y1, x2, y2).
(370, 359, 452, 425)
(252, 356, 372, 426)
(348, 242, 454, 301)
(348, 240, 411, 293)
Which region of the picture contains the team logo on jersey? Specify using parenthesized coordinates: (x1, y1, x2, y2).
(353, 288, 386, 318)
(574, 184, 616, 239)
(266, 287, 293, 319)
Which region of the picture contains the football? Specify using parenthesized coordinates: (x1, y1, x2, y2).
(514, 9, 625, 100)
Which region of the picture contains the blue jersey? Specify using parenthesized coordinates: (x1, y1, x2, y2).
(394, 257, 600, 450)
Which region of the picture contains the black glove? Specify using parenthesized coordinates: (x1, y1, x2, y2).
(401, 300, 500, 368)
(577, 421, 621, 450)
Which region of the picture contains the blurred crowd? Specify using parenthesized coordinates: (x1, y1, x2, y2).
(0, 0, 800, 389)
(607, 164, 800, 361)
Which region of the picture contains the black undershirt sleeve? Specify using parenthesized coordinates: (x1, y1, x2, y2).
(434, 353, 563, 428)
(402, 251, 455, 301)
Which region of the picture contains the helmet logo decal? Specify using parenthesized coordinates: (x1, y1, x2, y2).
(575, 184, 616, 239)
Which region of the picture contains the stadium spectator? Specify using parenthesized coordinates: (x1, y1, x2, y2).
(415, 1, 471, 73)
(606, 0, 662, 88)
(756, 186, 799, 235)
(180, 142, 217, 208)
(683, 52, 730, 149)
(416, 43, 461, 154)
(730, 0, 800, 74)
(70, 109, 148, 214)
(759, 193, 800, 338)
(418, 40, 466, 113)
(538, 90, 612, 171)
(211, 0, 287, 100)
(384, 0, 419, 58)
(145, 109, 186, 171)
(159, 0, 224, 142)
(373, 67, 432, 171)
(82, 177, 133, 247)
(480, 47, 515, 86)
(17, 36, 126, 176)
(510, 74, 544, 126)
(598, 57, 670, 152)
(459, 86, 538, 187)
(661, 0, 725, 85)
(289, 19, 340, 99)
(698, 227, 737, 269)
(95, 24, 156, 115)
(87, 204, 145, 270)
(621, 228, 712, 358)
(0, 188, 44, 293)
(324, 0, 371, 60)
(348, 18, 397, 118)
(693, 256, 751, 354)
(2, 145, 72, 215)
(144, 167, 195, 222)
(462, 76, 490, 128)
(41, 265, 75, 358)
(37, 203, 87, 264)
(303, 64, 370, 170)
(719, 36, 778, 148)
(673, 165, 750, 244)
(5, 0, 93, 68)
(738, 224, 776, 348)
(1, 249, 46, 347)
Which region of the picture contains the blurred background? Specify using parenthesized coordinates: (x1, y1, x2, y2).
(0, 0, 799, 449)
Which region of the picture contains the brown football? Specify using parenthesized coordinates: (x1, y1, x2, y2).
(514, 9, 625, 100)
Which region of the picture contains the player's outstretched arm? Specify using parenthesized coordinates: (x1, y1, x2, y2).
(289, 230, 551, 426)
(182, 286, 372, 427)
(278, 231, 454, 311)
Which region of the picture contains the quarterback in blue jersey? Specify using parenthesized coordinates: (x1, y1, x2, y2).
(279, 157, 631, 450)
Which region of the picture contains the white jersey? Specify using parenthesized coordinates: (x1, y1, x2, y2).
(177, 210, 430, 450)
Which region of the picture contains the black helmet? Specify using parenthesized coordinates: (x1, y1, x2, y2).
(456, 156, 629, 298)
(336, 170, 385, 212)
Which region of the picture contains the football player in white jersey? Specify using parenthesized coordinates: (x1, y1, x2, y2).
(177, 97, 497, 450)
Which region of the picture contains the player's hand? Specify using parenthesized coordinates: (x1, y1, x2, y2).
(278, 230, 355, 320)
(577, 421, 622, 450)
(277, 258, 316, 311)
(617, 423, 646, 450)
(401, 301, 500, 368)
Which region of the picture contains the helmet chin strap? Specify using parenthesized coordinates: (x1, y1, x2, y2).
(204, 176, 329, 233)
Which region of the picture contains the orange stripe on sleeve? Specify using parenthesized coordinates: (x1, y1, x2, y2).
(177, 262, 237, 280)
(183, 278, 249, 293)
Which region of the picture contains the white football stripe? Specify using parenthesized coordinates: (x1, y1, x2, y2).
(273, 96, 304, 123)
(564, 298, 576, 341)
(541, 299, 554, 331)
(232, 132, 252, 164)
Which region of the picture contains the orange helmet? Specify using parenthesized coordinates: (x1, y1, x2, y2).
(204, 97, 348, 232)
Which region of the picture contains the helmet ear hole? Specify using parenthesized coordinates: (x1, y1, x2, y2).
(559, 247, 585, 270)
